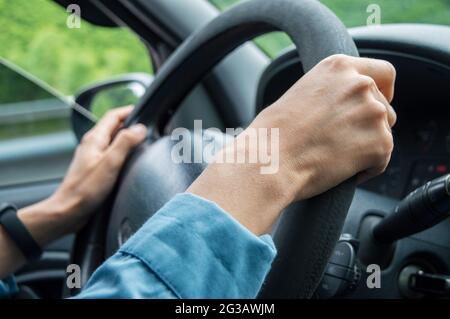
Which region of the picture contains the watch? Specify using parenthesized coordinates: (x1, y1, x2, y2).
(0, 203, 43, 262)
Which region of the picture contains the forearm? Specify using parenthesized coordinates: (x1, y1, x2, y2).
(0, 196, 75, 279)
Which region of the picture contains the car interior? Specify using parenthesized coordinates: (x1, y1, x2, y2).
(0, 0, 449, 299)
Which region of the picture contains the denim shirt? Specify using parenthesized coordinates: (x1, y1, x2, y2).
(1, 193, 277, 299)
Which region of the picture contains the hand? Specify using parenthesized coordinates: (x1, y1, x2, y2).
(253, 54, 397, 200)
(19, 106, 148, 245)
(49, 106, 148, 233)
(1, 106, 147, 277)
(189, 54, 397, 235)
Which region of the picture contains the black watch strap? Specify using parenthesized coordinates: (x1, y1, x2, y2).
(0, 203, 43, 262)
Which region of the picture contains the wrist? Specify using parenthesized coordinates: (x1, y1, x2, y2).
(48, 188, 82, 216)
(46, 189, 87, 233)
(17, 191, 84, 247)
(17, 199, 67, 248)
(188, 133, 298, 235)
(250, 105, 318, 201)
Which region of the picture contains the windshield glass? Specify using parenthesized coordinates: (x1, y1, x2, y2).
(208, 0, 450, 58)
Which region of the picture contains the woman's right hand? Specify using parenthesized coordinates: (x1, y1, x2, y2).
(252, 54, 397, 201)
(189, 54, 397, 235)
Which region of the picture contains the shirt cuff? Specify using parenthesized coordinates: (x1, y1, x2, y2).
(0, 276, 18, 298)
(119, 192, 277, 298)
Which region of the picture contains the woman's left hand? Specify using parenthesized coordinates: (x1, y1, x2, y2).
(48, 106, 148, 234)
(1, 106, 147, 278)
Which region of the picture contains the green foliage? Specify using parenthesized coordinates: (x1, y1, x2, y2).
(0, 63, 53, 104)
(0, 0, 152, 96)
(210, 0, 450, 58)
(2, 0, 448, 93)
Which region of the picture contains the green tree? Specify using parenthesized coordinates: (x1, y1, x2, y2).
(0, 0, 152, 97)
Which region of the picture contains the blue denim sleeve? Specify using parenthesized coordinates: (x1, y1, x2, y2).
(76, 193, 277, 299)
(0, 276, 18, 298)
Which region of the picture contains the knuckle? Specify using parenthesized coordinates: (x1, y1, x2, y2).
(374, 133, 394, 161)
(391, 108, 398, 125)
(117, 130, 135, 144)
(367, 100, 388, 119)
(81, 131, 94, 144)
(323, 54, 351, 70)
(104, 152, 120, 168)
(382, 133, 394, 154)
(354, 75, 376, 92)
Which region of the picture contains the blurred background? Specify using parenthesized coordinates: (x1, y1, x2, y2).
(212, 0, 450, 58)
(1, 0, 449, 99)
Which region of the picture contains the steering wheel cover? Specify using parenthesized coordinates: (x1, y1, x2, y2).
(71, 0, 358, 298)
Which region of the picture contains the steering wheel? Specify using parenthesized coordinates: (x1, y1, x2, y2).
(68, 0, 358, 298)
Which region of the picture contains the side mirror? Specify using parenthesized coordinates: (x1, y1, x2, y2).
(71, 73, 153, 141)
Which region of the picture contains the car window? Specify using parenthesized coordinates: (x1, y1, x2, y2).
(0, 0, 152, 186)
(0, 0, 152, 97)
(208, 0, 450, 58)
(0, 60, 72, 141)
(0, 59, 77, 186)
(0, 0, 152, 139)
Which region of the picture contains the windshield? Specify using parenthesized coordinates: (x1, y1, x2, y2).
(209, 0, 450, 58)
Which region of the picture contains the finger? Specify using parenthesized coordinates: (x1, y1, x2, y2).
(370, 85, 397, 128)
(348, 56, 397, 103)
(88, 106, 134, 149)
(104, 124, 148, 168)
(357, 126, 394, 184)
